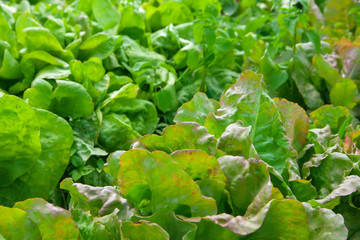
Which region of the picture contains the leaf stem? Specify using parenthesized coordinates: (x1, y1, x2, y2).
(200, 41, 206, 92)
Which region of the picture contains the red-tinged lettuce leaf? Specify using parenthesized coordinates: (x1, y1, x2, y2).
(189, 199, 310, 239)
(204, 70, 291, 174)
(133, 122, 217, 156)
(132, 212, 197, 240)
(303, 203, 348, 240)
(0, 206, 41, 240)
(308, 152, 353, 198)
(217, 122, 259, 159)
(274, 98, 309, 152)
(310, 105, 351, 134)
(170, 150, 225, 182)
(0, 109, 73, 206)
(349, 129, 360, 149)
(330, 78, 358, 109)
(60, 178, 134, 218)
(121, 221, 169, 240)
(0, 94, 41, 187)
(218, 156, 273, 216)
(174, 92, 220, 125)
(335, 37, 360, 80)
(13, 198, 79, 239)
(309, 175, 360, 209)
(117, 149, 217, 217)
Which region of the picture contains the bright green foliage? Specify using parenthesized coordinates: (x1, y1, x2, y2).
(174, 92, 219, 125)
(121, 221, 169, 240)
(0, 94, 41, 187)
(117, 149, 217, 216)
(310, 105, 351, 134)
(303, 203, 348, 240)
(0, 0, 360, 238)
(218, 156, 272, 216)
(25, 79, 94, 119)
(330, 79, 358, 109)
(0, 102, 73, 206)
(205, 71, 292, 174)
(132, 212, 196, 240)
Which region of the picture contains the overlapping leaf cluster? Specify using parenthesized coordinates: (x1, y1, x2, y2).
(1, 0, 360, 239)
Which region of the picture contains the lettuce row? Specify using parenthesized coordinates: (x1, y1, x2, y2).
(2, 70, 359, 239)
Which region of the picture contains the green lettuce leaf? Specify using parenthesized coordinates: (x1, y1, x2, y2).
(131, 212, 196, 240)
(23, 27, 72, 61)
(0, 94, 41, 187)
(308, 152, 353, 198)
(218, 155, 272, 216)
(291, 42, 324, 109)
(118, 149, 217, 217)
(309, 175, 360, 209)
(102, 98, 158, 135)
(99, 113, 141, 151)
(303, 202, 348, 240)
(121, 221, 169, 240)
(24, 79, 94, 119)
(330, 78, 358, 109)
(78, 33, 116, 60)
(205, 70, 291, 173)
(217, 122, 258, 159)
(310, 105, 351, 134)
(174, 92, 219, 125)
(190, 199, 310, 239)
(70, 208, 121, 240)
(0, 109, 73, 205)
(92, 0, 119, 30)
